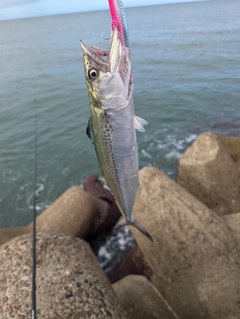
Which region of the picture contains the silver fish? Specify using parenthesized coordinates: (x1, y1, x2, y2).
(80, 26, 152, 242)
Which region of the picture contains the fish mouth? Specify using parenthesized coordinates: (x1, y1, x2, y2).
(81, 27, 132, 96)
(80, 27, 125, 72)
(80, 41, 109, 67)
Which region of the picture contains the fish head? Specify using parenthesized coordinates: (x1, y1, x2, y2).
(81, 27, 132, 110)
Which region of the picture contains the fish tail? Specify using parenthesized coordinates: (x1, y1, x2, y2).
(115, 216, 153, 242)
(132, 218, 153, 242)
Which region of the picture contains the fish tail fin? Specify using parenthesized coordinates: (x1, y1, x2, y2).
(132, 218, 153, 242)
(115, 216, 153, 242)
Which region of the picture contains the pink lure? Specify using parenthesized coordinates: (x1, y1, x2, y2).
(108, 0, 129, 47)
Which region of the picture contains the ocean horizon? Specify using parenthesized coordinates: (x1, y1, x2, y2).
(0, 0, 207, 21)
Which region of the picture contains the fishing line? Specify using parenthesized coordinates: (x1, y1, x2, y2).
(31, 3, 45, 317)
(31, 105, 38, 319)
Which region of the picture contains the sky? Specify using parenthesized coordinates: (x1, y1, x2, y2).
(0, 0, 202, 21)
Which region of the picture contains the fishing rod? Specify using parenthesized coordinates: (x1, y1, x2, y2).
(31, 107, 38, 319)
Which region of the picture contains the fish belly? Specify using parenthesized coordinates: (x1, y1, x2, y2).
(93, 104, 139, 220)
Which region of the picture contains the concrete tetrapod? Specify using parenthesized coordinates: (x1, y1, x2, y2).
(177, 132, 240, 216)
(223, 212, 240, 245)
(0, 233, 128, 319)
(0, 186, 104, 246)
(131, 166, 240, 319)
(113, 275, 179, 319)
(215, 134, 240, 167)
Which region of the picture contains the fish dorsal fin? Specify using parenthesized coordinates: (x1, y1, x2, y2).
(86, 118, 94, 145)
(134, 115, 148, 132)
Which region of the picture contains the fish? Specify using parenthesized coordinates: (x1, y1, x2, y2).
(80, 0, 153, 242)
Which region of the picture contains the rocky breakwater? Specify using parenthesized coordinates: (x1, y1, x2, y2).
(131, 133, 240, 319)
(113, 275, 178, 319)
(177, 132, 240, 216)
(0, 233, 128, 319)
(1, 132, 240, 319)
(0, 186, 106, 246)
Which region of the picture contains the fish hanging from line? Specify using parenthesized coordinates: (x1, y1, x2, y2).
(80, 0, 153, 242)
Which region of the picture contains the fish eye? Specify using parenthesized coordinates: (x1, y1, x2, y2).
(88, 68, 99, 80)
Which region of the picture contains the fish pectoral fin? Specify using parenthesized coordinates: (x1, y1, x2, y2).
(134, 115, 148, 132)
(95, 174, 107, 185)
(115, 216, 153, 242)
(86, 118, 94, 145)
